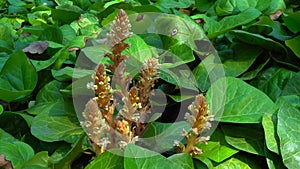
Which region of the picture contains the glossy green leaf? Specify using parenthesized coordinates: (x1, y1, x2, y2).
(192, 53, 225, 92)
(197, 141, 239, 163)
(124, 34, 152, 63)
(53, 134, 84, 169)
(85, 149, 124, 169)
(214, 157, 251, 169)
(265, 148, 286, 169)
(236, 0, 272, 12)
(31, 36, 86, 71)
(0, 50, 37, 102)
(283, 12, 300, 33)
(0, 128, 17, 142)
(262, 113, 280, 154)
(157, 0, 194, 8)
(221, 124, 265, 155)
(0, 105, 3, 115)
(251, 67, 296, 101)
(263, 0, 286, 14)
(0, 140, 34, 169)
(208, 8, 262, 38)
(22, 151, 54, 169)
(282, 71, 300, 96)
(168, 153, 194, 169)
(142, 121, 190, 152)
(206, 77, 275, 123)
(286, 36, 300, 59)
(51, 4, 82, 24)
(31, 101, 83, 143)
(231, 30, 286, 53)
(240, 54, 271, 80)
(276, 97, 300, 169)
(124, 144, 184, 169)
(223, 43, 263, 77)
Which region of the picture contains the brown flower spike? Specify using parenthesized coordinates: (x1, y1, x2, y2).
(81, 9, 161, 155)
(174, 94, 214, 156)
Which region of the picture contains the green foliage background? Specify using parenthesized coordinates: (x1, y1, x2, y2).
(0, 0, 300, 169)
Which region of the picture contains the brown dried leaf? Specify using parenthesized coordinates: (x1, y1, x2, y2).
(0, 154, 13, 169)
(23, 41, 49, 54)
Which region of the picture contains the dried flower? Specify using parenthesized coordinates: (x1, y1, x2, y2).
(174, 94, 213, 156)
(137, 58, 161, 122)
(107, 9, 132, 48)
(81, 99, 110, 155)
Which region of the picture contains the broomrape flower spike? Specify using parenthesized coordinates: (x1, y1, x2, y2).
(82, 9, 164, 155)
(175, 94, 214, 156)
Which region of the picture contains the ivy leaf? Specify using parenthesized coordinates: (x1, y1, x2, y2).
(197, 141, 239, 163)
(31, 101, 83, 143)
(221, 124, 265, 156)
(206, 77, 275, 123)
(124, 144, 184, 169)
(85, 149, 124, 169)
(262, 114, 280, 154)
(0, 140, 34, 169)
(214, 157, 252, 169)
(208, 8, 262, 38)
(251, 67, 296, 101)
(276, 97, 300, 169)
(0, 50, 38, 102)
(285, 36, 300, 59)
(282, 71, 300, 96)
(168, 153, 194, 169)
(141, 121, 190, 153)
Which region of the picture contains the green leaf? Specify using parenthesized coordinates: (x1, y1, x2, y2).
(221, 124, 265, 156)
(52, 67, 93, 81)
(85, 149, 124, 169)
(230, 30, 286, 53)
(214, 157, 252, 169)
(197, 141, 239, 163)
(262, 113, 280, 154)
(124, 34, 152, 63)
(0, 140, 34, 169)
(81, 44, 108, 64)
(223, 43, 263, 77)
(0, 50, 38, 102)
(31, 36, 86, 71)
(251, 67, 296, 101)
(22, 151, 54, 169)
(159, 67, 198, 91)
(51, 4, 82, 24)
(208, 8, 262, 38)
(240, 54, 271, 80)
(39, 26, 63, 44)
(31, 101, 83, 143)
(157, 0, 194, 8)
(53, 134, 85, 169)
(0, 128, 17, 142)
(124, 144, 184, 169)
(168, 153, 194, 169)
(36, 80, 66, 104)
(0, 105, 3, 115)
(263, 0, 286, 14)
(192, 53, 225, 92)
(206, 77, 275, 123)
(265, 148, 287, 169)
(283, 13, 300, 33)
(141, 121, 190, 152)
(234, 0, 273, 12)
(276, 97, 300, 169)
(286, 36, 300, 59)
(282, 71, 300, 96)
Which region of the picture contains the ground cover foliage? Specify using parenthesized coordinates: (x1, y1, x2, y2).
(0, 0, 300, 169)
